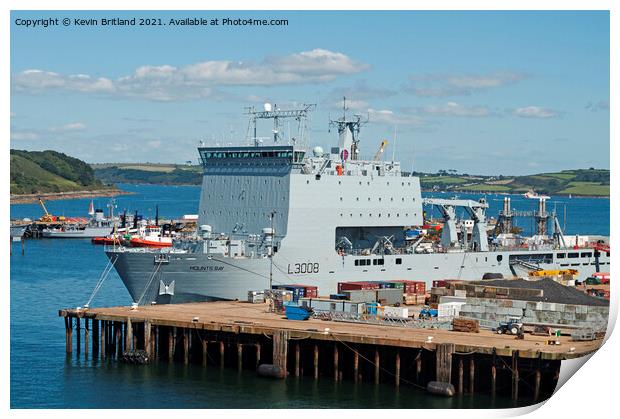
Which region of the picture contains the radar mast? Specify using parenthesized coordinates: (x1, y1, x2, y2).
(329, 97, 368, 161)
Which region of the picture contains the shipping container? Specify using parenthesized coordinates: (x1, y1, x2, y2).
(391, 280, 426, 295)
(382, 306, 409, 319)
(299, 298, 366, 315)
(343, 289, 378, 303)
(338, 281, 381, 293)
(272, 284, 319, 301)
(377, 288, 404, 305)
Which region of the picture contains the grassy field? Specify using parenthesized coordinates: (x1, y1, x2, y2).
(417, 168, 608, 196)
(558, 182, 610, 196)
(456, 184, 511, 192)
(419, 176, 468, 184)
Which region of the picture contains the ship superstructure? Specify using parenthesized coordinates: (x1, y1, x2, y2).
(106, 103, 610, 304)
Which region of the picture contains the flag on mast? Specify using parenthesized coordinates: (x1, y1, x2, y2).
(88, 200, 95, 216)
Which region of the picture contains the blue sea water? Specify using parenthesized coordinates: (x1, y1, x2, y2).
(9, 185, 609, 408)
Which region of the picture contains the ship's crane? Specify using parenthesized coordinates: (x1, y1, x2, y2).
(374, 140, 388, 161)
(38, 198, 56, 223)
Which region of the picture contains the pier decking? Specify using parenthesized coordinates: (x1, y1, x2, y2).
(59, 301, 603, 403)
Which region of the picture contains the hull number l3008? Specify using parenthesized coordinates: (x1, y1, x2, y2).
(287, 263, 319, 274)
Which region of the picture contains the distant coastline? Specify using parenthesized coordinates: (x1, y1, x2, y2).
(10, 188, 134, 204)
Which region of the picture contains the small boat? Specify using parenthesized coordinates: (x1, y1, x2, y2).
(523, 191, 550, 200)
(128, 225, 172, 248)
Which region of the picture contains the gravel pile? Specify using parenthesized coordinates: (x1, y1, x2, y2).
(471, 278, 609, 306)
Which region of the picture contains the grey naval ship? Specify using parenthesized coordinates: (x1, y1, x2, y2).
(106, 102, 611, 304)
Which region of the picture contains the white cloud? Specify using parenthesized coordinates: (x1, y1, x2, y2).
(12, 49, 368, 101)
(512, 106, 560, 119)
(407, 72, 527, 97)
(49, 122, 87, 132)
(368, 108, 425, 125)
(11, 131, 40, 140)
(418, 102, 492, 117)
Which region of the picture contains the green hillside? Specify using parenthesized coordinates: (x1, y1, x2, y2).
(93, 164, 202, 185)
(418, 168, 609, 196)
(10, 149, 111, 195)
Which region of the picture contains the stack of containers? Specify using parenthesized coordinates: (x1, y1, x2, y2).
(272, 285, 318, 302)
(391, 280, 426, 305)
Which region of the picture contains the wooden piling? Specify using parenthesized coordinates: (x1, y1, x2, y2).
(416, 351, 422, 383)
(183, 329, 189, 365)
(313, 344, 319, 379)
(374, 349, 380, 384)
(115, 322, 122, 358)
(144, 321, 152, 359)
(255, 343, 261, 368)
(295, 344, 300, 377)
(458, 358, 464, 394)
(84, 318, 89, 357)
(333, 344, 339, 382)
(76, 317, 81, 354)
(512, 351, 519, 401)
(534, 369, 541, 401)
(92, 319, 99, 356)
(469, 357, 475, 393)
(237, 343, 243, 371)
(272, 330, 288, 375)
(100, 320, 106, 359)
(65, 317, 73, 354)
(491, 364, 497, 397)
(168, 327, 174, 361)
(220, 341, 225, 368)
(395, 350, 401, 387)
(436, 343, 454, 383)
(353, 349, 359, 383)
(125, 318, 133, 351)
(202, 338, 208, 367)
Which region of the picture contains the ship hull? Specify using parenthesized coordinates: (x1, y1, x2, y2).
(106, 248, 610, 304)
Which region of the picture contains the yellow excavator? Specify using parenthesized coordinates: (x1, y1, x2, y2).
(374, 139, 388, 161)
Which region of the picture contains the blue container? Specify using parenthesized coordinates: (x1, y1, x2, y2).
(285, 304, 311, 321)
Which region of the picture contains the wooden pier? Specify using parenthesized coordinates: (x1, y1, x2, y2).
(59, 301, 602, 402)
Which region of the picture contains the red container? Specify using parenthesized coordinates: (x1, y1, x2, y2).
(432, 279, 463, 288)
(338, 281, 381, 293)
(303, 286, 318, 298)
(392, 280, 426, 295)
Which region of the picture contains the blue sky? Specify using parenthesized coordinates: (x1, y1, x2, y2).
(10, 10, 609, 175)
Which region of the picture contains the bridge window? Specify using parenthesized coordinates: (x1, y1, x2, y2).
(581, 252, 592, 258)
(568, 253, 579, 258)
(395, 258, 402, 265)
(557, 253, 565, 259)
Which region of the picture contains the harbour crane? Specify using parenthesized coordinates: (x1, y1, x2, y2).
(374, 139, 388, 161)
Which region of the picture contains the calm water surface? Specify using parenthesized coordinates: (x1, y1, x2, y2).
(10, 185, 609, 408)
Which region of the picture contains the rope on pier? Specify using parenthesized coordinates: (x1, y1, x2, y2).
(136, 259, 164, 306)
(85, 255, 118, 308)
